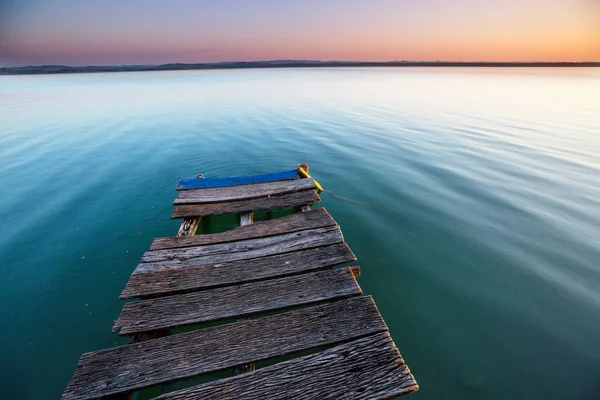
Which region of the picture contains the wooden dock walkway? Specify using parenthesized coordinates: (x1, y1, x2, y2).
(62, 165, 418, 400)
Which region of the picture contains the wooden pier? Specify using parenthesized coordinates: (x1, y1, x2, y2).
(62, 165, 419, 400)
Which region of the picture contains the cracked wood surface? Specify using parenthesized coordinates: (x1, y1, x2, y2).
(62, 297, 386, 400)
(156, 332, 419, 400)
(120, 243, 355, 299)
(134, 225, 343, 274)
(150, 208, 335, 251)
(173, 178, 316, 205)
(113, 267, 361, 335)
(171, 190, 319, 219)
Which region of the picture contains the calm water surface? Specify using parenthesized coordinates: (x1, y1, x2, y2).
(1, 67, 599, 399)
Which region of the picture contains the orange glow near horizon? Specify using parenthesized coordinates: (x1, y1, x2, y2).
(0, 0, 598, 66)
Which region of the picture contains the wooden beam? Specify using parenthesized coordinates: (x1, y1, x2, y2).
(113, 267, 362, 335)
(134, 225, 344, 274)
(155, 332, 419, 400)
(171, 190, 320, 219)
(120, 243, 356, 299)
(150, 208, 335, 251)
(173, 179, 316, 205)
(62, 297, 387, 400)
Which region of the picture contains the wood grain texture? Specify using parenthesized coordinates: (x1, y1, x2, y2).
(121, 243, 356, 299)
(134, 225, 343, 274)
(233, 210, 255, 375)
(175, 217, 200, 236)
(171, 190, 320, 219)
(113, 267, 361, 335)
(62, 296, 386, 400)
(177, 169, 299, 191)
(151, 208, 335, 251)
(174, 179, 316, 205)
(156, 332, 419, 400)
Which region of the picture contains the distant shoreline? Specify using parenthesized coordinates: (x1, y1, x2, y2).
(1, 61, 599, 75)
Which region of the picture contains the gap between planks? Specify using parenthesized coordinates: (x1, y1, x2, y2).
(155, 332, 419, 400)
(150, 208, 335, 251)
(120, 243, 356, 299)
(62, 297, 386, 400)
(134, 225, 345, 274)
(113, 265, 362, 336)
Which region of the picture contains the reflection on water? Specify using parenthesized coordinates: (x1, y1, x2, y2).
(1, 67, 599, 399)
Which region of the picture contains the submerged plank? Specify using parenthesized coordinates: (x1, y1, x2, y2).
(156, 332, 419, 400)
(177, 169, 299, 190)
(174, 178, 316, 205)
(171, 190, 319, 219)
(63, 297, 386, 400)
(121, 243, 356, 299)
(175, 217, 200, 236)
(134, 225, 343, 274)
(152, 208, 335, 250)
(114, 267, 361, 335)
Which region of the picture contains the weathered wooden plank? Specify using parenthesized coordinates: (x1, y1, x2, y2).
(174, 179, 316, 205)
(134, 225, 343, 274)
(151, 208, 335, 251)
(156, 332, 418, 400)
(121, 243, 356, 299)
(171, 190, 320, 219)
(62, 297, 386, 400)
(141, 225, 341, 264)
(177, 169, 299, 190)
(113, 267, 361, 335)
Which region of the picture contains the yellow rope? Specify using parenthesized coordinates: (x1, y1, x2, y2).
(298, 166, 323, 192)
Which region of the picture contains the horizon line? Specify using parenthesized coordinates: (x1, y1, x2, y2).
(3, 59, 600, 68)
(1, 60, 599, 75)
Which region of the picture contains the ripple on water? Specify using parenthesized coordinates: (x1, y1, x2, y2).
(1, 67, 599, 400)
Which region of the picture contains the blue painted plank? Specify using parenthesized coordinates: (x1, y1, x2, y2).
(177, 170, 299, 190)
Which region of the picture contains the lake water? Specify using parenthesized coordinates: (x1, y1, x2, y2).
(1, 67, 599, 399)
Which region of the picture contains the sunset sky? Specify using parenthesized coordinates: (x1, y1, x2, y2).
(0, 0, 598, 66)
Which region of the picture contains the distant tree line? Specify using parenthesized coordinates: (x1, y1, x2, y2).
(1, 61, 598, 75)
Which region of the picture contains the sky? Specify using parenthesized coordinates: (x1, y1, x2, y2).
(0, 0, 598, 66)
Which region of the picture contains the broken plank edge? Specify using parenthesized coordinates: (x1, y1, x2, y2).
(150, 208, 335, 251)
(62, 296, 386, 400)
(120, 243, 357, 299)
(173, 178, 316, 205)
(171, 190, 320, 219)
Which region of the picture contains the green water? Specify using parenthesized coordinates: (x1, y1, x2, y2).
(1, 67, 599, 399)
